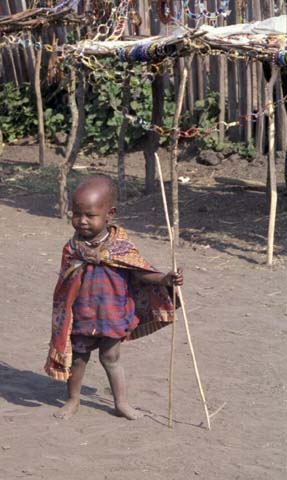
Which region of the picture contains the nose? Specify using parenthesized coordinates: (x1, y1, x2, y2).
(78, 215, 88, 225)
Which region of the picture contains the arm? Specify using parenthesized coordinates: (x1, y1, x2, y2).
(132, 268, 183, 287)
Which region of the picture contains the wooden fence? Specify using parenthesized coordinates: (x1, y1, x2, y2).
(0, 0, 287, 151)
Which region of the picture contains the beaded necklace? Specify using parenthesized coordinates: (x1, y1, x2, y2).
(84, 231, 110, 247)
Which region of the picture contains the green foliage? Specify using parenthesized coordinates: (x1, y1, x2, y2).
(193, 90, 220, 128)
(0, 75, 254, 159)
(129, 78, 153, 144)
(236, 139, 256, 159)
(83, 64, 176, 154)
(0, 82, 69, 143)
(84, 80, 123, 154)
(180, 90, 256, 159)
(44, 108, 66, 140)
(182, 90, 220, 141)
(0, 83, 38, 142)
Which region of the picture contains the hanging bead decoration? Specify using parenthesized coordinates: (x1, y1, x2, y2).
(184, 0, 231, 20)
(129, 0, 142, 35)
(157, 0, 172, 24)
(175, 0, 183, 21)
(275, 50, 287, 66)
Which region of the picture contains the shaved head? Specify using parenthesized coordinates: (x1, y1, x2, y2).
(71, 175, 117, 241)
(73, 175, 118, 208)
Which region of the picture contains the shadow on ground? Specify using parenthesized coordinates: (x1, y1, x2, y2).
(0, 361, 114, 415)
(0, 155, 287, 263)
(118, 181, 287, 263)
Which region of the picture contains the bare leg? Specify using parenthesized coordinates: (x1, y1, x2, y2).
(99, 338, 143, 420)
(54, 352, 90, 420)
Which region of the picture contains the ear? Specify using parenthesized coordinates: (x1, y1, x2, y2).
(106, 206, 116, 222)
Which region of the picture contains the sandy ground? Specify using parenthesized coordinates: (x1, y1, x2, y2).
(0, 145, 287, 479)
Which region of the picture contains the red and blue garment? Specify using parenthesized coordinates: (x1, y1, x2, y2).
(45, 225, 176, 381)
(71, 264, 137, 340)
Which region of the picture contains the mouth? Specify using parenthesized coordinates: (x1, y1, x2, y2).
(77, 228, 92, 235)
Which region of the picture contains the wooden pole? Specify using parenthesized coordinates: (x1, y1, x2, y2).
(171, 67, 187, 246)
(168, 226, 177, 428)
(59, 69, 85, 218)
(34, 40, 45, 167)
(156, 153, 211, 430)
(227, 0, 240, 142)
(143, 0, 165, 194)
(275, 78, 287, 152)
(255, 63, 266, 158)
(118, 67, 131, 203)
(218, 14, 226, 144)
(186, 55, 195, 115)
(266, 68, 280, 266)
(253, 0, 265, 159)
(0, 129, 3, 157)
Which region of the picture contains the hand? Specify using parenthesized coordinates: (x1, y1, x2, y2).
(162, 268, 183, 287)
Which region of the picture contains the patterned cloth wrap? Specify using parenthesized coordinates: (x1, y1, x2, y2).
(45, 225, 177, 381)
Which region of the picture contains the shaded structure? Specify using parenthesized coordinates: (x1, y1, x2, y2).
(0, 2, 286, 264)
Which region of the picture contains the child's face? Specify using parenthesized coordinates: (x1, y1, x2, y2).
(72, 189, 115, 241)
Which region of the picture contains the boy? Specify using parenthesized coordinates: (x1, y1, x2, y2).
(45, 175, 183, 420)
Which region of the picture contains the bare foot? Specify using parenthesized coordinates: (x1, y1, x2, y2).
(115, 402, 143, 420)
(53, 399, 80, 420)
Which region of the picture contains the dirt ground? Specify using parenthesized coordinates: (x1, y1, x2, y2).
(0, 144, 286, 480)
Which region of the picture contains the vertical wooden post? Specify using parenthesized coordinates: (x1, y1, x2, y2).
(206, 1, 225, 144)
(266, 68, 279, 266)
(217, 10, 226, 144)
(238, 59, 252, 143)
(245, 61, 252, 144)
(7, 48, 19, 88)
(59, 69, 85, 218)
(0, 130, 3, 157)
(144, 75, 165, 194)
(261, 0, 274, 17)
(255, 63, 266, 157)
(238, 2, 252, 145)
(9, 0, 27, 12)
(118, 67, 132, 203)
(281, 68, 287, 202)
(143, 0, 165, 194)
(0, 1, 11, 15)
(34, 39, 46, 167)
(186, 55, 195, 115)
(275, 79, 287, 152)
(171, 68, 187, 246)
(207, 0, 219, 91)
(252, 0, 266, 158)
(8, 0, 33, 85)
(23, 33, 36, 84)
(138, 0, 150, 35)
(0, 0, 9, 144)
(227, 0, 239, 142)
(1, 0, 19, 87)
(174, 57, 187, 112)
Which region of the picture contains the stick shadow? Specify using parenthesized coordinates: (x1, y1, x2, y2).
(0, 361, 113, 415)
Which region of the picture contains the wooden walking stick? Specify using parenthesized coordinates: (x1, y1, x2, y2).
(168, 227, 177, 428)
(266, 67, 280, 266)
(155, 153, 211, 430)
(171, 66, 187, 246)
